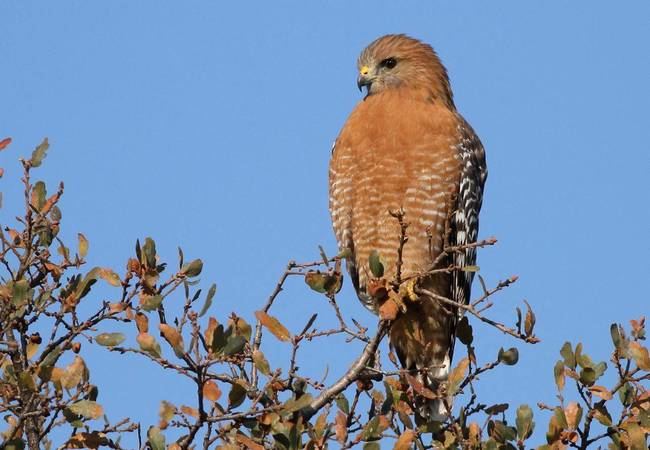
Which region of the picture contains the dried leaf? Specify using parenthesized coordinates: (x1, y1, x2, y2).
(628, 341, 650, 370)
(335, 411, 348, 444)
(255, 310, 291, 342)
(524, 300, 535, 336)
(180, 405, 199, 418)
(135, 312, 149, 333)
(68, 400, 104, 419)
(448, 357, 470, 395)
(587, 385, 612, 400)
(159, 400, 175, 428)
(235, 434, 264, 450)
(203, 381, 222, 402)
(78, 233, 89, 258)
(99, 268, 121, 287)
(61, 356, 88, 389)
(393, 429, 416, 450)
(137, 332, 162, 358)
(95, 333, 125, 347)
(140, 294, 163, 312)
(564, 402, 583, 430)
(159, 324, 185, 358)
(405, 373, 436, 399)
(0, 137, 11, 151)
(64, 432, 110, 449)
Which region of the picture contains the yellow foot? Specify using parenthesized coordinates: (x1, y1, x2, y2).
(399, 278, 419, 302)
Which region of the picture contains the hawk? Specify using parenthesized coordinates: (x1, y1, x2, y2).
(329, 34, 487, 420)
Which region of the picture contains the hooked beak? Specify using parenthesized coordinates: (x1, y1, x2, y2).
(357, 65, 372, 93)
(357, 74, 372, 92)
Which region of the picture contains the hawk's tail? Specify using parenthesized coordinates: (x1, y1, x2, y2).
(415, 354, 452, 422)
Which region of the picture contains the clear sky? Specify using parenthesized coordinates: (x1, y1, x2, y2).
(2, 1, 649, 446)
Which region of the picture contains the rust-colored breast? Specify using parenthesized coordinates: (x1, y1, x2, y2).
(329, 90, 462, 308)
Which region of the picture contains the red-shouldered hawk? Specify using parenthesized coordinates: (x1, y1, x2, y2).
(329, 34, 487, 420)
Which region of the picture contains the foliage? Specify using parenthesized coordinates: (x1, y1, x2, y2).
(0, 138, 647, 449)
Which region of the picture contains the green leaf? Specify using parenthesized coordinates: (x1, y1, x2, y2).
(610, 323, 623, 350)
(95, 333, 125, 347)
(335, 393, 350, 414)
(228, 382, 247, 409)
(211, 324, 229, 355)
(32, 181, 46, 210)
(141, 295, 163, 312)
(485, 403, 509, 415)
(142, 237, 157, 269)
(368, 250, 384, 278)
(147, 426, 166, 450)
(560, 342, 576, 369)
(363, 442, 380, 450)
(222, 335, 247, 356)
(199, 283, 217, 317)
(619, 383, 633, 406)
(252, 350, 271, 376)
(30, 137, 49, 167)
(2, 440, 25, 450)
(281, 394, 313, 415)
(498, 347, 519, 365)
(181, 259, 203, 277)
(579, 367, 596, 386)
(553, 360, 565, 391)
(11, 279, 31, 308)
(461, 265, 480, 272)
(68, 400, 104, 419)
(515, 404, 534, 440)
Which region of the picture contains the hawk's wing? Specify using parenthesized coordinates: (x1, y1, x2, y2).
(449, 118, 488, 354)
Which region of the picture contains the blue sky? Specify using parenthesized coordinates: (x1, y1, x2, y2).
(2, 1, 649, 446)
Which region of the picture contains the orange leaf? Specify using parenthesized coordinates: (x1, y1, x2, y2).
(255, 310, 291, 342)
(393, 429, 416, 450)
(235, 434, 264, 450)
(135, 312, 149, 333)
(159, 324, 185, 357)
(0, 137, 11, 151)
(180, 405, 199, 418)
(588, 385, 613, 400)
(405, 373, 436, 399)
(335, 411, 347, 444)
(203, 381, 222, 402)
(448, 357, 470, 395)
(628, 341, 650, 370)
(564, 402, 583, 429)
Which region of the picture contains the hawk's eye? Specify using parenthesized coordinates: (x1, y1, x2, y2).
(380, 57, 397, 69)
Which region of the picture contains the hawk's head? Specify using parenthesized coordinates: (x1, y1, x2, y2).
(356, 34, 454, 108)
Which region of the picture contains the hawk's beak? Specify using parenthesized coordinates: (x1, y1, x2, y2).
(357, 65, 372, 92)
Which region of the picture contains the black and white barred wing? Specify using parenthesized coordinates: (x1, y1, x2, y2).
(451, 119, 488, 314)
